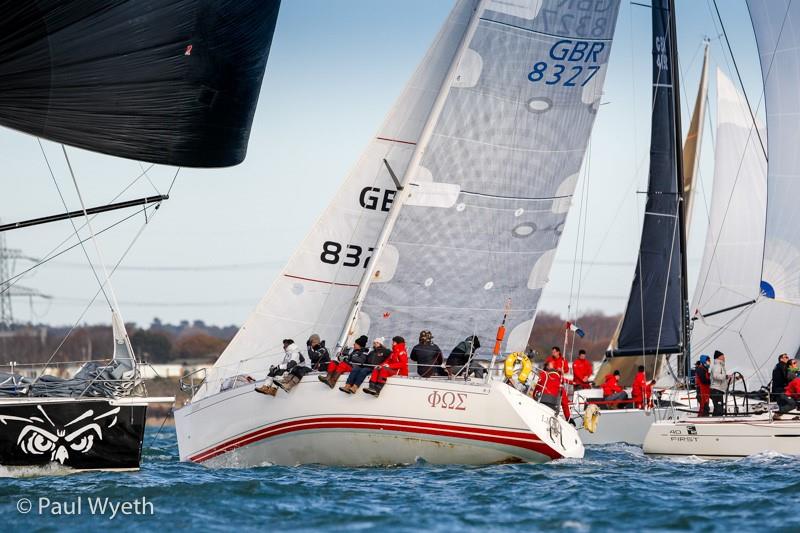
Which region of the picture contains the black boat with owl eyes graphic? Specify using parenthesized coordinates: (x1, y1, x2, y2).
(0, 1, 280, 471)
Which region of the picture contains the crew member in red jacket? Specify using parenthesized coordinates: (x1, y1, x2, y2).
(601, 370, 628, 409)
(779, 369, 800, 417)
(786, 373, 800, 400)
(572, 350, 593, 389)
(695, 355, 712, 417)
(364, 336, 408, 396)
(631, 365, 656, 409)
(533, 361, 563, 413)
(544, 346, 569, 375)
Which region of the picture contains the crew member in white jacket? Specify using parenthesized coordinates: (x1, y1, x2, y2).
(710, 350, 730, 416)
(255, 339, 307, 396)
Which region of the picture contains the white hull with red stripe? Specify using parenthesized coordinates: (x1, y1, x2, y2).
(175, 374, 583, 467)
(643, 415, 800, 458)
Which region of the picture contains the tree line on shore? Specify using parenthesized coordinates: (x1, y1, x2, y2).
(0, 312, 621, 366)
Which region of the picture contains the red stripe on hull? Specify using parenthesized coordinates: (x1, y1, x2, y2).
(190, 416, 561, 463)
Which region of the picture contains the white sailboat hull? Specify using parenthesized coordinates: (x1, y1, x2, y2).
(579, 407, 668, 446)
(175, 375, 583, 466)
(643, 416, 800, 458)
(573, 388, 692, 446)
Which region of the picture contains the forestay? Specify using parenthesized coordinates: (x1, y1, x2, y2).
(359, 0, 621, 354)
(202, 1, 480, 398)
(748, 0, 800, 305)
(690, 70, 800, 389)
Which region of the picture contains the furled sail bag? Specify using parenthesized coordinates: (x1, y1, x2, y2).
(0, 0, 281, 167)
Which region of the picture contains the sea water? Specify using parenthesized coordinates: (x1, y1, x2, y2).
(0, 427, 797, 532)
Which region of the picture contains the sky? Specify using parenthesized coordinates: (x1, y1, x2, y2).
(0, 0, 765, 330)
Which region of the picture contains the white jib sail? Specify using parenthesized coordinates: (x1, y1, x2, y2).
(201, 1, 481, 398)
(748, 0, 800, 305)
(690, 69, 800, 390)
(357, 0, 621, 355)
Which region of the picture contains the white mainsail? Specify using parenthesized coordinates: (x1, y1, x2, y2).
(204, 1, 480, 395)
(748, 0, 800, 305)
(203, 0, 622, 398)
(357, 0, 621, 354)
(690, 70, 800, 389)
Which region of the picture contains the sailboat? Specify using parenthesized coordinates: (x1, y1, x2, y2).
(175, 0, 624, 466)
(573, 0, 698, 446)
(0, 0, 280, 471)
(643, 0, 800, 458)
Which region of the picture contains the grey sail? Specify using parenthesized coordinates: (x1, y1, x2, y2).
(358, 0, 622, 354)
(610, 0, 683, 357)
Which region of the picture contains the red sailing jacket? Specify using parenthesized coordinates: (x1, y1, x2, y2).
(632, 371, 653, 408)
(632, 371, 645, 400)
(572, 358, 593, 385)
(386, 343, 409, 377)
(536, 370, 562, 397)
(601, 374, 622, 397)
(786, 377, 800, 399)
(545, 355, 569, 374)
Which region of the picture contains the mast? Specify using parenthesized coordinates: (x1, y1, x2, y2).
(667, 0, 691, 380)
(336, 0, 485, 350)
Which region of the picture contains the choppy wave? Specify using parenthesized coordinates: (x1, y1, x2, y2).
(0, 428, 798, 531)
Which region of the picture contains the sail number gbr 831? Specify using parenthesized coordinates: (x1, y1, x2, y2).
(527, 39, 606, 87)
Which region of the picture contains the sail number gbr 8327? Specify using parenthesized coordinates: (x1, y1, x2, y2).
(527, 39, 606, 87)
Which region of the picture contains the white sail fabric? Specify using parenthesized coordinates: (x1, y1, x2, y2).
(360, 1, 621, 355)
(110, 310, 137, 379)
(748, 0, 800, 305)
(690, 70, 800, 389)
(201, 1, 480, 398)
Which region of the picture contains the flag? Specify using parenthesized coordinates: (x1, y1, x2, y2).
(565, 321, 585, 338)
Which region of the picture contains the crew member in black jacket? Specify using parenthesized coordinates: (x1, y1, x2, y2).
(410, 330, 445, 377)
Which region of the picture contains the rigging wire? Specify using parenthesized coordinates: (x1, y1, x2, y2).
(30, 200, 164, 381)
(61, 144, 122, 312)
(1, 139, 170, 297)
(38, 140, 112, 309)
(0, 203, 160, 289)
(711, 0, 769, 161)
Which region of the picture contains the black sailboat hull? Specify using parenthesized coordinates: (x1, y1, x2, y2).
(0, 399, 146, 471)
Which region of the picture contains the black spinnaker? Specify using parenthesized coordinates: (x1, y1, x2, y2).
(0, 0, 281, 168)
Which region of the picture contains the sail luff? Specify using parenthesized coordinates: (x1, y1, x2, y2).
(337, 0, 486, 350)
(682, 40, 709, 237)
